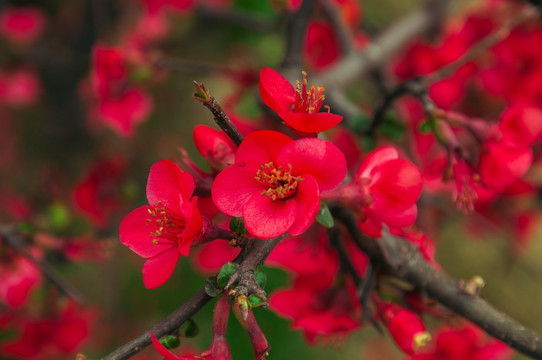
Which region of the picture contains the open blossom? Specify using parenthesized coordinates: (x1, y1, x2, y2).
(212, 130, 346, 239)
(0, 251, 41, 309)
(259, 67, 342, 134)
(88, 43, 152, 136)
(119, 160, 203, 288)
(327, 146, 423, 237)
(0, 6, 45, 45)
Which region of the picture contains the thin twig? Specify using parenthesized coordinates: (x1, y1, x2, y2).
(99, 289, 213, 360)
(331, 206, 542, 360)
(193, 82, 244, 146)
(423, 5, 540, 86)
(99, 235, 285, 360)
(319, 0, 355, 55)
(281, 0, 318, 69)
(0, 226, 85, 304)
(313, 0, 452, 88)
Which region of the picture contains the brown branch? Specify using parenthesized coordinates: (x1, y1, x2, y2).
(423, 5, 540, 86)
(0, 226, 86, 304)
(193, 82, 244, 146)
(99, 235, 285, 360)
(330, 206, 542, 359)
(281, 0, 318, 70)
(319, 0, 355, 55)
(99, 289, 213, 360)
(313, 0, 452, 88)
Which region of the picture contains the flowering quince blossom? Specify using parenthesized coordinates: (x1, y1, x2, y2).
(119, 159, 203, 289)
(0, 300, 95, 360)
(212, 130, 346, 239)
(326, 146, 423, 237)
(0, 6, 45, 46)
(0, 250, 41, 309)
(259, 67, 343, 134)
(375, 299, 431, 355)
(89, 43, 153, 137)
(409, 324, 513, 360)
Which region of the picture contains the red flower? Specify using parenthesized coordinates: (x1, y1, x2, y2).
(376, 299, 430, 355)
(0, 67, 41, 107)
(0, 251, 41, 309)
(88, 44, 153, 137)
(410, 324, 513, 360)
(119, 160, 203, 288)
(193, 125, 237, 172)
(211, 130, 346, 239)
(328, 146, 423, 237)
(0, 6, 45, 45)
(259, 67, 343, 134)
(0, 301, 95, 360)
(72, 157, 126, 228)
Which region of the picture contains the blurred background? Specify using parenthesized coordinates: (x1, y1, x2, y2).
(0, 0, 541, 359)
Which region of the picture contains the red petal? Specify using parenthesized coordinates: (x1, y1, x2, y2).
(378, 204, 418, 228)
(243, 192, 297, 239)
(500, 106, 542, 147)
(147, 160, 194, 214)
(278, 138, 346, 191)
(151, 332, 180, 359)
(259, 67, 295, 112)
(370, 159, 423, 212)
(235, 130, 292, 165)
(119, 206, 174, 258)
(479, 143, 533, 191)
(279, 111, 343, 133)
(356, 146, 398, 179)
(288, 175, 320, 236)
(142, 248, 180, 289)
(178, 197, 203, 257)
(211, 163, 263, 217)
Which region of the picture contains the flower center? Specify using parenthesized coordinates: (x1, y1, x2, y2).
(146, 201, 186, 245)
(293, 71, 327, 115)
(254, 162, 303, 201)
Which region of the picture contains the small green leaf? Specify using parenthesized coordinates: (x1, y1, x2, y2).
(347, 112, 371, 135)
(48, 203, 70, 230)
(248, 294, 265, 308)
(217, 262, 239, 289)
(179, 319, 199, 338)
(380, 112, 405, 140)
(254, 268, 267, 289)
(316, 201, 334, 228)
(159, 335, 181, 349)
(419, 118, 434, 134)
(229, 217, 247, 235)
(204, 276, 220, 297)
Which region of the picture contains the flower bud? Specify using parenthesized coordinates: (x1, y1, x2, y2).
(376, 299, 431, 355)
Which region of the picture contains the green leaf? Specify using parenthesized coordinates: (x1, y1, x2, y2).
(248, 294, 265, 308)
(347, 112, 371, 135)
(419, 119, 434, 134)
(204, 276, 220, 297)
(48, 203, 70, 230)
(254, 268, 267, 289)
(179, 319, 199, 338)
(316, 201, 334, 228)
(229, 217, 247, 235)
(380, 112, 405, 140)
(159, 335, 181, 349)
(217, 262, 239, 289)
